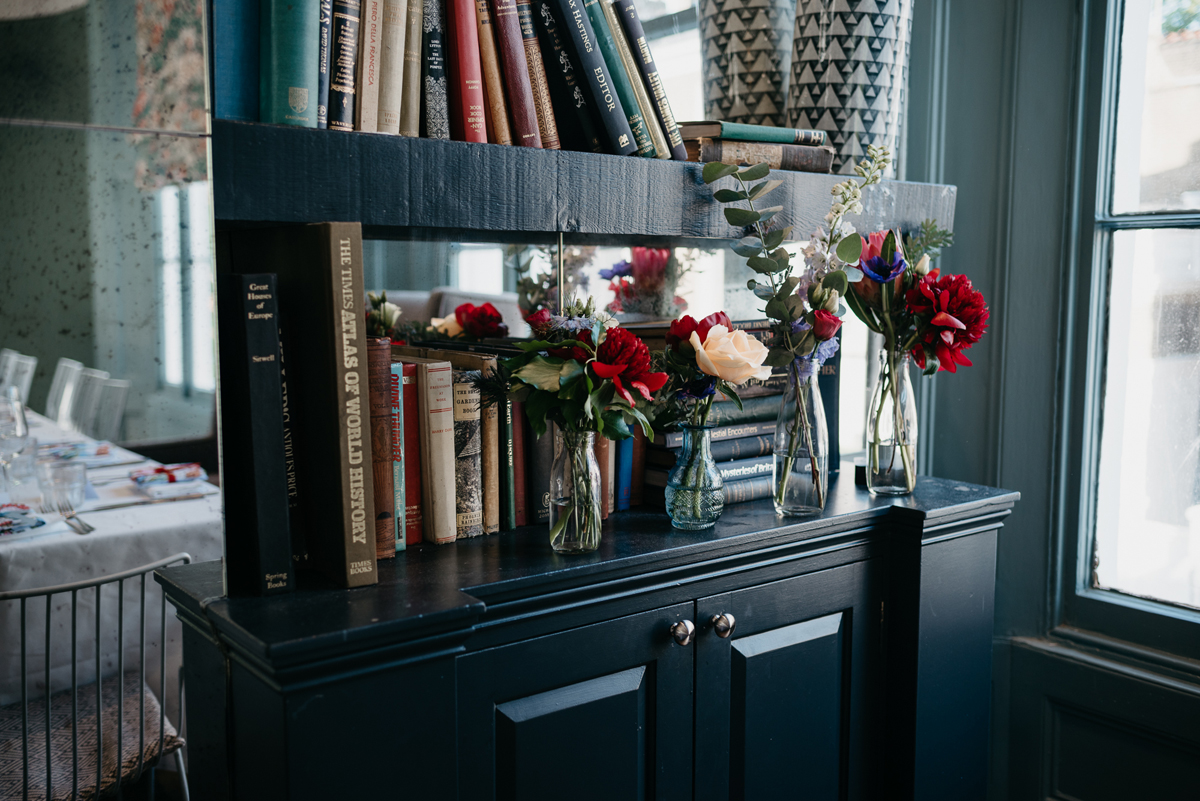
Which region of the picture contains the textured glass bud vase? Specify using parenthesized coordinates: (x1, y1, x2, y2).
(773, 359, 829, 515)
(665, 424, 724, 529)
(549, 429, 603, 553)
(866, 349, 918, 495)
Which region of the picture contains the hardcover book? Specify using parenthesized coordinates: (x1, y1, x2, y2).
(452, 370, 485, 538)
(318, 0, 334, 126)
(654, 421, 776, 449)
(630, 425, 645, 506)
(328, 0, 364, 131)
(517, 0, 561, 149)
(475, 0, 514, 144)
(421, 0, 451, 138)
(600, 0, 666, 157)
(645, 455, 773, 487)
(677, 120, 828, 146)
(368, 339, 396, 559)
(581, 0, 655, 156)
(510, 400, 527, 527)
(684, 138, 836, 173)
(389, 362, 407, 551)
(532, 0, 605, 153)
(489, 0, 543, 147)
(613, 0, 686, 160)
(700, 394, 778, 427)
(646, 433, 773, 467)
(217, 224, 378, 588)
(357, 0, 384, 131)
(399, 0, 426, 135)
(277, 324, 308, 563)
(215, 273, 294, 597)
(595, 434, 610, 519)
(377, 0, 409, 133)
(259, 0, 320, 127)
(547, 0, 637, 156)
(646, 474, 773, 506)
(500, 394, 516, 529)
(397, 356, 458, 543)
(446, 0, 488, 141)
(398, 361, 424, 544)
(526, 416, 549, 524)
(212, 0, 260, 121)
(616, 435, 633, 510)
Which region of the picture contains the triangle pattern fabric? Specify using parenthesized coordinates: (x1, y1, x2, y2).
(701, 0, 798, 125)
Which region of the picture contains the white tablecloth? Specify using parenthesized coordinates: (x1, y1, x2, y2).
(1, 413, 223, 710)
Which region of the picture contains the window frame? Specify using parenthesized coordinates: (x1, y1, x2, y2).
(1056, 0, 1200, 659)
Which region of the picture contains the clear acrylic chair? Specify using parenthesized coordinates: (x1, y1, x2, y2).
(1, 354, 38, 406)
(65, 370, 109, 436)
(85, 380, 131, 443)
(0, 350, 17, 388)
(44, 360, 84, 429)
(0, 553, 192, 801)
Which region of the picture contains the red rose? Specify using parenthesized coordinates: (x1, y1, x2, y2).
(905, 273, 988, 373)
(525, 308, 553, 337)
(590, 327, 668, 405)
(547, 329, 593, 362)
(811, 310, 842, 340)
(455, 302, 509, 339)
(666, 315, 698, 349)
(696, 311, 732, 342)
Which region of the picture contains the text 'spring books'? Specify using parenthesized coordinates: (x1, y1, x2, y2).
(216, 273, 294, 597)
(260, 0, 320, 127)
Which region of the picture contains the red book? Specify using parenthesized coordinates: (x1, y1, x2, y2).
(400, 362, 424, 545)
(488, 0, 542, 147)
(595, 435, 610, 521)
(512, 400, 529, 526)
(446, 0, 488, 142)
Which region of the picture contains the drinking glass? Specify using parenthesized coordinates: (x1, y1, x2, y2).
(37, 460, 87, 509)
(0, 386, 30, 490)
(5, 438, 40, 503)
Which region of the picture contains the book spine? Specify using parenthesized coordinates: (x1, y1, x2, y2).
(595, 435, 609, 519)
(277, 321, 308, 564)
(489, 0, 542, 147)
(318, 0, 334, 127)
(357, 0, 384, 131)
(582, 0, 655, 157)
(328, 0, 363, 131)
(390, 363, 406, 551)
(419, 362, 458, 543)
(259, 0, 321, 127)
(213, 0, 260, 121)
(548, 0, 636, 155)
(704, 394, 779, 427)
(606, 435, 615, 515)
(399, 0, 425, 134)
(717, 455, 774, 481)
(601, 0, 665, 158)
(377, 0, 409, 133)
(401, 362, 424, 544)
(447, 0, 488, 141)
(719, 121, 827, 146)
(500, 399, 516, 529)
(481, 386, 500, 534)
(326, 226, 378, 585)
(722, 474, 774, 504)
(532, 0, 604, 153)
(513, 402, 530, 526)
(616, 436, 633, 510)
(526, 415, 548, 524)
(517, 0, 560, 149)
(657, 421, 776, 448)
(368, 339, 395, 559)
(698, 139, 835, 173)
(451, 371, 485, 537)
(475, 0, 513, 144)
(420, 0, 450, 138)
(818, 331, 840, 473)
(630, 425, 645, 506)
(216, 273, 294, 596)
(612, 0, 685, 160)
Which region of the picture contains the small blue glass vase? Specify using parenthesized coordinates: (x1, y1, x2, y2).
(665, 424, 724, 529)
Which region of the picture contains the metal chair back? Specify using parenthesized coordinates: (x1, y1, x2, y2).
(66, 369, 109, 435)
(0, 553, 192, 801)
(45, 360, 84, 428)
(86, 380, 131, 443)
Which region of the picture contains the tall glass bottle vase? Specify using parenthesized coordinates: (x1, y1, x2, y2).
(665, 424, 724, 529)
(866, 349, 918, 495)
(549, 429, 603, 553)
(773, 359, 829, 516)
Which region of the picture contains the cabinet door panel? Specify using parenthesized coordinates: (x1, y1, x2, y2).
(458, 602, 693, 801)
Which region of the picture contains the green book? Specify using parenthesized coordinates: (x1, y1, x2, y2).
(582, 0, 656, 157)
(501, 399, 516, 530)
(703, 394, 780, 428)
(260, 0, 321, 127)
(676, 120, 828, 147)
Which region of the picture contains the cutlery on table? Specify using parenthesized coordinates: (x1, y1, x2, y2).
(57, 500, 95, 533)
(38, 502, 87, 535)
(85, 493, 211, 512)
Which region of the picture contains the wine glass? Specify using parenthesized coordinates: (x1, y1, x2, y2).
(0, 386, 30, 490)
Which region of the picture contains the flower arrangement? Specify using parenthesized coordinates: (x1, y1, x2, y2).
(431, 301, 510, 339)
(365, 292, 404, 340)
(603, 247, 690, 318)
(659, 312, 772, 427)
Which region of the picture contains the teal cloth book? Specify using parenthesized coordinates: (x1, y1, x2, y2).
(677, 120, 827, 147)
(581, 0, 656, 157)
(616, 436, 633, 511)
(260, 0, 321, 127)
(390, 362, 407, 552)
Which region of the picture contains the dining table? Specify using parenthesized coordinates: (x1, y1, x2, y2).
(0, 411, 223, 717)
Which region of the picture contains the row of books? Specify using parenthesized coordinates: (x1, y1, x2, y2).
(215, 0, 689, 157)
(676, 120, 837, 174)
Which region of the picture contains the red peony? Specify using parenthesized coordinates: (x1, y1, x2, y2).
(811, 309, 842, 340)
(547, 329, 593, 362)
(455, 302, 509, 339)
(591, 327, 669, 405)
(630, 247, 670, 292)
(526, 308, 553, 337)
(667, 315, 697, 348)
(905, 273, 989, 373)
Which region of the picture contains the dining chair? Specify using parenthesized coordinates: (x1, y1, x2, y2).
(86, 380, 131, 443)
(66, 370, 109, 436)
(0, 349, 17, 386)
(0, 553, 192, 801)
(45, 360, 84, 429)
(1, 354, 38, 405)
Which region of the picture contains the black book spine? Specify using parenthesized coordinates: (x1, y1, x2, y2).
(328, 0, 363, 131)
(533, 0, 605, 153)
(216, 273, 295, 597)
(529, 426, 554, 524)
(277, 321, 309, 564)
(548, 0, 637, 156)
(818, 329, 841, 472)
(318, 0, 333, 127)
(612, 0, 685, 160)
(421, 0, 451, 138)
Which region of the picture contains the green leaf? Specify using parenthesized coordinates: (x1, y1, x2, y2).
(746, 279, 758, 291)
(513, 339, 557, 353)
(747, 179, 783, 200)
(746, 256, 779, 274)
(548, 501, 572, 539)
(725, 207, 762, 226)
(713, 188, 748, 202)
(835, 234, 863, 264)
(763, 229, 786, 251)
(624, 405, 654, 437)
(731, 237, 764, 258)
(601, 410, 632, 439)
(779, 275, 802, 297)
(737, 163, 771, 181)
(822, 270, 849, 296)
(764, 298, 788, 320)
(757, 207, 783, 223)
(921, 346, 940, 376)
(753, 284, 775, 300)
(764, 348, 793, 367)
(717, 384, 744, 411)
(702, 162, 739, 184)
(513, 356, 565, 392)
(784, 293, 806, 313)
(881, 229, 899, 262)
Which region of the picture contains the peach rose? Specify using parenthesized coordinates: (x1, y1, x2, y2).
(689, 325, 773, 385)
(431, 315, 463, 337)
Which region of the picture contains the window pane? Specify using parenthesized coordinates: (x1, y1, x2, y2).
(1094, 228, 1200, 609)
(1111, 0, 1200, 213)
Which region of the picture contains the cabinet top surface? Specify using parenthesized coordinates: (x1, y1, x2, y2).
(158, 476, 1016, 667)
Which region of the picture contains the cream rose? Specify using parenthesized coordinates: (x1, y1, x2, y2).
(689, 325, 773, 385)
(431, 315, 462, 337)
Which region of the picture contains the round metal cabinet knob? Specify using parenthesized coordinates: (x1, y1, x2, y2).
(710, 613, 737, 638)
(670, 619, 696, 646)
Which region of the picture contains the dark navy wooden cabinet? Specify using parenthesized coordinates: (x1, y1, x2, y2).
(157, 476, 1016, 801)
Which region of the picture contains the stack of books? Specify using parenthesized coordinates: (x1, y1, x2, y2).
(215, 0, 691, 158)
(678, 120, 837, 174)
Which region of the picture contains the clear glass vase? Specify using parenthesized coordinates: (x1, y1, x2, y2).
(866, 349, 918, 495)
(549, 429, 603, 553)
(665, 424, 724, 529)
(773, 359, 829, 515)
